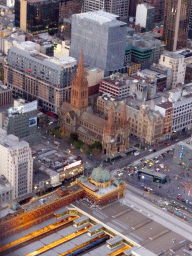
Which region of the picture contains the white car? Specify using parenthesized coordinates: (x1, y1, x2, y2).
(149, 149, 153, 152)
(118, 173, 123, 176)
(134, 151, 140, 156)
(49, 121, 53, 125)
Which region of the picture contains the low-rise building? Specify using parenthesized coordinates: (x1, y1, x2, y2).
(99, 73, 131, 99)
(159, 52, 185, 89)
(125, 32, 165, 68)
(0, 99, 39, 144)
(0, 175, 13, 205)
(126, 62, 141, 75)
(0, 85, 12, 106)
(138, 69, 167, 92)
(150, 63, 173, 90)
(155, 101, 173, 138)
(85, 67, 104, 96)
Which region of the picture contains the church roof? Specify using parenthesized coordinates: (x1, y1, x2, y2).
(80, 111, 106, 128)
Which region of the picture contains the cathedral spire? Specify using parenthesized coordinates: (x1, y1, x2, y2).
(104, 105, 116, 135)
(120, 101, 128, 127)
(70, 49, 88, 110)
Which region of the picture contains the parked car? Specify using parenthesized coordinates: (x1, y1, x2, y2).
(148, 149, 153, 152)
(134, 151, 140, 156)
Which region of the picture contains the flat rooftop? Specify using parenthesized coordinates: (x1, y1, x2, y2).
(107, 235, 123, 245)
(73, 215, 89, 224)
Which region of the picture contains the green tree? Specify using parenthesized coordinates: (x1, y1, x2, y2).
(70, 133, 78, 141)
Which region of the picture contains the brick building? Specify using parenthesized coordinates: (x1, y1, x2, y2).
(0, 85, 12, 106)
(59, 0, 82, 22)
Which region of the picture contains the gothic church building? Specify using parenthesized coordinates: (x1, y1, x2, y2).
(59, 50, 129, 155)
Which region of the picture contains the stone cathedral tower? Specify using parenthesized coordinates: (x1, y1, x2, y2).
(70, 49, 88, 112)
(102, 102, 129, 155)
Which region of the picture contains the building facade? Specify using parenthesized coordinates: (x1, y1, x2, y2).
(125, 33, 165, 69)
(0, 85, 12, 106)
(137, 0, 165, 23)
(99, 73, 131, 99)
(171, 94, 192, 132)
(70, 11, 127, 76)
(97, 95, 164, 145)
(59, 0, 82, 23)
(135, 3, 155, 32)
(150, 63, 173, 90)
(15, 0, 59, 34)
(0, 100, 39, 144)
(0, 129, 33, 199)
(155, 101, 173, 138)
(4, 47, 77, 114)
(163, 0, 190, 51)
(159, 52, 185, 89)
(59, 51, 129, 155)
(83, 0, 129, 22)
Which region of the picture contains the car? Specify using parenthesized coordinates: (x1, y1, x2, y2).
(163, 142, 169, 146)
(155, 168, 160, 172)
(149, 149, 153, 152)
(187, 141, 190, 144)
(134, 151, 140, 156)
(49, 121, 53, 125)
(118, 173, 123, 176)
(155, 160, 159, 164)
(153, 149, 157, 152)
(189, 201, 192, 206)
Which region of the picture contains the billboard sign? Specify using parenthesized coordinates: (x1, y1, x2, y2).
(23, 101, 38, 113)
(29, 117, 37, 127)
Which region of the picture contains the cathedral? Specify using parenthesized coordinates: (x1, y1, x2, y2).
(59, 50, 129, 156)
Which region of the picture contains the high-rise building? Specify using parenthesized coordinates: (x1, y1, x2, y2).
(163, 0, 190, 51)
(59, 0, 82, 23)
(135, 3, 155, 32)
(0, 129, 33, 199)
(70, 11, 127, 76)
(83, 0, 130, 22)
(188, 0, 192, 39)
(128, 0, 138, 17)
(137, 0, 165, 23)
(4, 47, 77, 114)
(15, 0, 59, 34)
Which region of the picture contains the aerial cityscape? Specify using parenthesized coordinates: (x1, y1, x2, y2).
(0, 0, 192, 255)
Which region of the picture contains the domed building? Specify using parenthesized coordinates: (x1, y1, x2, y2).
(91, 166, 111, 188)
(76, 165, 126, 206)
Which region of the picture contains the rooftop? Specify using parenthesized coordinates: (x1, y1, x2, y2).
(162, 51, 184, 59)
(156, 101, 173, 109)
(76, 10, 126, 26)
(0, 129, 28, 149)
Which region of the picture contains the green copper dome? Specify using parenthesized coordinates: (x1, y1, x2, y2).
(91, 166, 110, 183)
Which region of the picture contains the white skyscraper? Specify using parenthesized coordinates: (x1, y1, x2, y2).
(0, 129, 33, 199)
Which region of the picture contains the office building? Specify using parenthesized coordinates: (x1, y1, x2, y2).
(170, 93, 192, 132)
(0, 85, 12, 106)
(4, 47, 77, 114)
(159, 52, 185, 89)
(188, 1, 192, 39)
(129, 0, 138, 17)
(137, 0, 165, 23)
(0, 100, 39, 144)
(99, 73, 131, 99)
(0, 129, 33, 199)
(150, 63, 173, 90)
(0, 176, 13, 205)
(137, 69, 167, 92)
(70, 11, 127, 76)
(15, 0, 59, 34)
(125, 32, 165, 68)
(59, 0, 82, 23)
(163, 0, 190, 51)
(135, 3, 155, 32)
(83, 0, 130, 22)
(155, 101, 173, 138)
